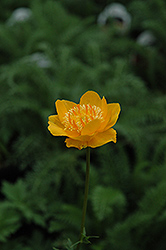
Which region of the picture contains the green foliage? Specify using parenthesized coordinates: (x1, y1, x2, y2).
(0, 180, 46, 242)
(91, 186, 126, 221)
(0, 203, 21, 242)
(0, 0, 166, 249)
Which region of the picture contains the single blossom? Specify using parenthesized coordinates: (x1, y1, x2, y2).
(48, 91, 121, 150)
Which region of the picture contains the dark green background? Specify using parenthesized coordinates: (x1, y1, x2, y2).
(0, 0, 166, 249)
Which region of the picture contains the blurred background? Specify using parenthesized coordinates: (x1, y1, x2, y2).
(0, 0, 166, 249)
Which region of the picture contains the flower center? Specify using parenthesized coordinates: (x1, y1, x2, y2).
(62, 104, 104, 133)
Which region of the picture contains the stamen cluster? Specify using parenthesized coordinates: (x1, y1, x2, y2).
(62, 104, 104, 133)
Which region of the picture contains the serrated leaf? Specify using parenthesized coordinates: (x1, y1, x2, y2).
(139, 181, 166, 216)
(0, 204, 21, 242)
(91, 186, 126, 220)
(2, 180, 27, 203)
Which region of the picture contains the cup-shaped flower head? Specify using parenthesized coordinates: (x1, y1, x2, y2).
(48, 91, 121, 150)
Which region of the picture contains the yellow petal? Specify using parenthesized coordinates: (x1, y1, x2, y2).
(104, 103, 121, 130)
(66, 130, 80, 138)
(65, 138, 88, 150)
(48, 115, 67, 136)
(48, 115, 63, 127)
(81, 119, 101, 136)
(88, 128, 117, 148)
(70, 134, 90, 141)
(48, 115, 62, 125)
(56, 99, 77, 122)
(101, 96, 108, 117)
(48, 115, 80, 138)
(80, 91, 102, 108)
(94, 96, 108, 132)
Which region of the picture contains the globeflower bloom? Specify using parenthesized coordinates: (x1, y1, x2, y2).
(48, 91, 120, 150)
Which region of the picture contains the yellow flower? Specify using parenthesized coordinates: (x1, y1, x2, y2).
(48, 91, 121, 150)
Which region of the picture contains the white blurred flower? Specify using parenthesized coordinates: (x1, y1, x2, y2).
(23, 53, 52, 69)
(6, 7, 32, 26)
(97, 3, 131, 32)
(137, 30, 156, 46)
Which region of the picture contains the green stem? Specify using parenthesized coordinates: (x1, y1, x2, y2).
(76, 147, 90, 250)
